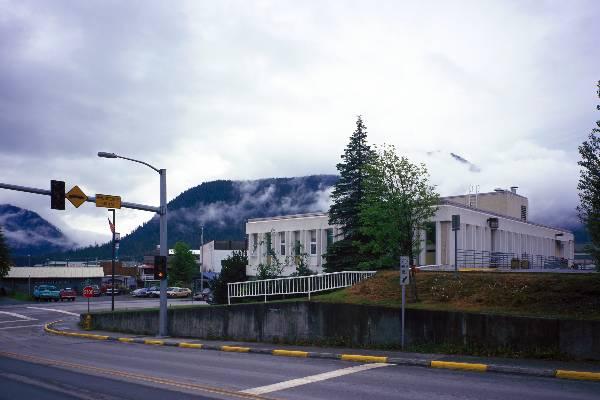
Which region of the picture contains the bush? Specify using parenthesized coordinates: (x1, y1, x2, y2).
(210, 250, 248, 304)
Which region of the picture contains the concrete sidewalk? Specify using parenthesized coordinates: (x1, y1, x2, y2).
(47, 319, 600, 381)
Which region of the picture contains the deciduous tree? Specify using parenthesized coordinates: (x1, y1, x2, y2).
(168, 242, 196, 286)
(359, 144, 439, 268)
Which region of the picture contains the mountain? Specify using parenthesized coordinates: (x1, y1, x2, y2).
(62, 175, 338, 260)
(0, 204, 75, 262)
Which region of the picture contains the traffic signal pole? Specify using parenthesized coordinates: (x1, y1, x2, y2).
(0, 183, 160, 213)
(159, 169, 168, 337)
(1, 156, 167, 337)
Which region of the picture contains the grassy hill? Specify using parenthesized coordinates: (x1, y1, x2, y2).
(315, 270, 600, 320)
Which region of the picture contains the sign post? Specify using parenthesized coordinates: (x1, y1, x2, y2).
(83, 285, 94, 314)
(452, 215, 461, 276)
(400, 255, 410, 349)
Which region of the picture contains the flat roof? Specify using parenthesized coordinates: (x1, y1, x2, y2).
(440, 200, 571, 233)
(247, 203, 571, 235)
(3, 267, 105, 279)
(247, 212, 328, 223)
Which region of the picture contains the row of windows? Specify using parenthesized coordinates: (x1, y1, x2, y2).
(251, 229, 334, 256)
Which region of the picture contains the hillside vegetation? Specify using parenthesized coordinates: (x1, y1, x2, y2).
(315, 271, 600, 320)
(58, 175, 338, 260)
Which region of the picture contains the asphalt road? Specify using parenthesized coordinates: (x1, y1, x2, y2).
(0, 297, 598, 400)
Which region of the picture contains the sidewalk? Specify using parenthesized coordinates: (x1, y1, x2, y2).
(47, 319, 600, 380)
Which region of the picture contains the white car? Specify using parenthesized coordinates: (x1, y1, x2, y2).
(166, 287, 191, 298)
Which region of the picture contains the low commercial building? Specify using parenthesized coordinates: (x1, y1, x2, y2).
(199, 240, 246, 274)
(0, 266, 104, 295)
(245, 188, 574, 276)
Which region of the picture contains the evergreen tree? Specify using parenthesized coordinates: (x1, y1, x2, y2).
(577, 81, 600, 270)
(325, 116, 376, 271)
(0, 225, 10, 278)
(168, 242, 197, 286)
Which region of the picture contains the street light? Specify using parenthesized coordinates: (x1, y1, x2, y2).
(98, 152, 168, 337)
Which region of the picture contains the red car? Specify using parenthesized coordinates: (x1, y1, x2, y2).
(60, 288, 77, 301)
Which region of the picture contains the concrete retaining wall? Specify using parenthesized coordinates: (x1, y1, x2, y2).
(88, 302, 600, 360)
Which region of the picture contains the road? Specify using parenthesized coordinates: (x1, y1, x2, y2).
(0, 297, 598, 399)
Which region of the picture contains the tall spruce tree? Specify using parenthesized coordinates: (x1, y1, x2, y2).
(325, 116, 376, 271)
(0, 225, 11, 279)
(577, 81, 600, 270)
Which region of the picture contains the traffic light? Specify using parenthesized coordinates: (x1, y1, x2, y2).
(154, 255, 167, 280)
(50, 180, 65, 210)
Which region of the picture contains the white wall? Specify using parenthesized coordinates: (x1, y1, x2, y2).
(246, 213, 337, 276)
(245, 207, 575, 276)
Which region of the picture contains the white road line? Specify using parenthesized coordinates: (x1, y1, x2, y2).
(26, 307, 79, 316)
(0, 319, 38, 324)
(0, 324, 45, 330)
(0, 311, 36, 321)
(240, 363, 391, 395)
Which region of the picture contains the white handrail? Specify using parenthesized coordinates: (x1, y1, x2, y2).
(227, 271, 376, 304)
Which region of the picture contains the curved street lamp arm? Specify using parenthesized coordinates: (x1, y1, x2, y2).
(115, 155, 161, 174)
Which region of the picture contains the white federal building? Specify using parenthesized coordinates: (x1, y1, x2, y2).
(245, 188, 575, 276)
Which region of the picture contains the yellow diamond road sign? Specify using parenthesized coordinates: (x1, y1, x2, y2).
(66, 185, 87, 208)
(95, 194, 121, 209)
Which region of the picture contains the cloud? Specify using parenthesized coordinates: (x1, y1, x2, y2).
(0, 0, 598, 243)
(449, 153, 481, 173)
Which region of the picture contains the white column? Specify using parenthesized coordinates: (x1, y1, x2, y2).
(435, 221, 442, 265)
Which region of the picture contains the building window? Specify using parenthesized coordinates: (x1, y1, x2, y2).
(280, 232, 286, 255)
(310, 230, 317, 255)
(252, 233, 258, 254)
(521, 205, 527, 221)
(294, 231, 301, 255)
(326, 228, 334, 248)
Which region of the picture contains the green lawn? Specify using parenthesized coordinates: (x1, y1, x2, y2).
(314, 270, 600, 320)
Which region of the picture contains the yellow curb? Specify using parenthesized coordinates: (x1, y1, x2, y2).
(221, 346, 250, 353)
(144, 340, 164, 346)
(272, 350, 309, 358)
(179, 343, 203, 349)
(431, 361, 487, 372)
(555, 370, 600, 381)
(118, 338, 135, 343)
(341, 354, 388, 363)
(90, 335, 109, 340)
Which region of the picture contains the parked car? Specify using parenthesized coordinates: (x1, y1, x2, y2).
(131, 287, 151, 297)
(33, 285, 61, 302)
(146, 286, 160, 298)
(193, 288, 212, 301)
(90, 285, 101, 297)
(59, 288, 76, 301)
(166, 287, 190, 298)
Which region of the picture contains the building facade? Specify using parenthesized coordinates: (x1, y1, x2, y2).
(199, 240, 246, 274)
(245, 189, 575, 276)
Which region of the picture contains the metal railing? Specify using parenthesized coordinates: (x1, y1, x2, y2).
(457, 249, 572, 269)
(227, 271, 376, 304)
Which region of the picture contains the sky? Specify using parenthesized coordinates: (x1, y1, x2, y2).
(0, 0, 599, 247)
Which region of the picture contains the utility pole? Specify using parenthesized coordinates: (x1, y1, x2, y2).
(200, 225, 204, 292)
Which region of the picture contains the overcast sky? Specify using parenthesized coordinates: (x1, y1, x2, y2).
(0, 0, 598, 246)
